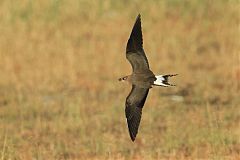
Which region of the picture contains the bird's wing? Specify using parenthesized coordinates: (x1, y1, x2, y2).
(125, 85, 149, 141)
(126, 14, 149, 73)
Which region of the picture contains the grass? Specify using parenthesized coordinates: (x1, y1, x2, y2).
(0, 0, 239, 159)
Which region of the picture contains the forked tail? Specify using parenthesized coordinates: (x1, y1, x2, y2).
(153, 74, 177, 87)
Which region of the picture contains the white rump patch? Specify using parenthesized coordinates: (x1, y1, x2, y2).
(154, 75, 168, 87)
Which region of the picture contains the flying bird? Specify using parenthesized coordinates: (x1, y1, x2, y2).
(119, 14, 177, 141)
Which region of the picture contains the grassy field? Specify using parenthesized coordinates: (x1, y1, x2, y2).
(0, 0, 239, 159)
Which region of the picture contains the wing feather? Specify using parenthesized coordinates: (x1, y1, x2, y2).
(126, 14, 149, 72)
(125, 85, 149, 141)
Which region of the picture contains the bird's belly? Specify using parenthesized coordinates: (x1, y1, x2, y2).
(132, 77, 154, 88)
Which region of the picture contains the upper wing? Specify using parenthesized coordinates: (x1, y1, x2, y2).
(126, 14, 149, 72)
(125, 85, 149, 141)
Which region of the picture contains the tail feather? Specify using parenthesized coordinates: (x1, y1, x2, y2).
(153, 74, 177, 87)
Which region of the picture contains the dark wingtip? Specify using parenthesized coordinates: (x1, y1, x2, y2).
(137, 13, 141, 19)
(130, 134, 136, 142)
(126, 13, 144, 53)
(136, 14, 141, 23)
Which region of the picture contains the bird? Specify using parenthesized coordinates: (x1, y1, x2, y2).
(119, 14, 177, 141)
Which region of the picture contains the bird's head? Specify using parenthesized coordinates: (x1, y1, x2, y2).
(118, 76, 129, 82)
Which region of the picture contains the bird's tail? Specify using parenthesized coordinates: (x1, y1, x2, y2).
(153, 74, 177, 87)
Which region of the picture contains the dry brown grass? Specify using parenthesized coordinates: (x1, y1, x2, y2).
(0, 0, 239, 159)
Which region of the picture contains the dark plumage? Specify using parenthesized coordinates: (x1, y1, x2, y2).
(125, 85, 149, 141)
(119, 14, 177, 141)
(125, 14, 153, 141)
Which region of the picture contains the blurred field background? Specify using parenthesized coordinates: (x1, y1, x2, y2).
(0, 0, 239, 159)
